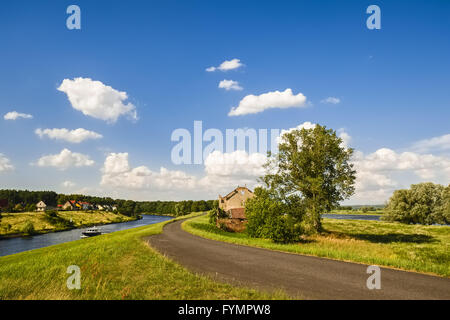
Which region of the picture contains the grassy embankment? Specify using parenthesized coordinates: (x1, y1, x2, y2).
(0, 212, 287, 300)
(183, 215, 450, 277)
(0, 211, 136, 238)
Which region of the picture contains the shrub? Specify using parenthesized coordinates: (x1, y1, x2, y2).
(44, 210, 74, 228)
(21, 220, 35, 235)
(383, 183, 449, 225)
(208, 207, 228, 225)
(246, 188, 302, 243)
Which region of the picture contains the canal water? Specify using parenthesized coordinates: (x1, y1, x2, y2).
(0, 215, 173, 257)
(322, 214, 381, 221)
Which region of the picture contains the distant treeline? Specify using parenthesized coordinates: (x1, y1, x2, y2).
(0, 189, 217, 217)
(337, 205, 384, 211)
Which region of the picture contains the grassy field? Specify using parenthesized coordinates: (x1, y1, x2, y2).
(0, 211, 136, 237)
(0, 212, 287, 300)
(183, 215, 450, 277)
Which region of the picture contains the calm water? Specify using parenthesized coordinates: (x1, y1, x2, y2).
(322, 214, 381, 221)
(0, 215, 173, 257)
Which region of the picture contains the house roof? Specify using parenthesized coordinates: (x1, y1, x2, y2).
(223, 186, 253, 200)
(228, 208, 246, 220)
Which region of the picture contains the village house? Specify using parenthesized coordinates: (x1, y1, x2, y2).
(219, 186, 255, 221)
(79, 202, 93, 210)
(36, 201, 47, 212)
(62, 200, 81, 211)
(216, 186, 255, 232)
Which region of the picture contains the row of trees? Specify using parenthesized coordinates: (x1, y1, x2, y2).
(383, 182, 449, 225)
(0, 189, 215, 217)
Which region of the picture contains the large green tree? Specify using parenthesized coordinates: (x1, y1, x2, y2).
(261, 124, 356, 232)
(383, 183, 449, 225)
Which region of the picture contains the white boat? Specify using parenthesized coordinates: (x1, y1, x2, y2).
(81, 226, 102, 238)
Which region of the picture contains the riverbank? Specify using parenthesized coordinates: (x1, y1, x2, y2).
(0, 212, 286, 299)
(183, 215, 450, 277)
(0, 211, 138, 239)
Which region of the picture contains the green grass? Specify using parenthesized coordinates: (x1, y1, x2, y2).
(0, 213, 287, 300)
(0, 211, 136, 237)
(183, 215, 450, 278)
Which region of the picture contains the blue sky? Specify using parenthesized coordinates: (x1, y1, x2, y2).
(0, 0, 449, 204)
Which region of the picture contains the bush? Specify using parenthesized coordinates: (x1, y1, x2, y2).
(44, 210, 74, 228)
(21, 220, 35, 235)
(246, 188, 302, 243)
(383, 183, 449, 225)
(208, 207, 228, 225)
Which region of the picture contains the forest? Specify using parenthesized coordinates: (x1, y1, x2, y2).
(0, 189, 217, 217)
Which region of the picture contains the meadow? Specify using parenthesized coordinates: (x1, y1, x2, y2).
(183, 215, 450, 277)
(0, 213, 287, 300)
(0, 211, 136, 237)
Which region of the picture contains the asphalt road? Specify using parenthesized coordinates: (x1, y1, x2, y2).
(145, 219, 450, 300)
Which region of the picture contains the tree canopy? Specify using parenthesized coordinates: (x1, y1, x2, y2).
(260, 124, 356, 233)
(383, 183, 449, 225)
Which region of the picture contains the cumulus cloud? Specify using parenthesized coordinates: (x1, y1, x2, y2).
(100, 153, 197, 190)
(338, 129, 352, 148)
(62, 180, 76, 187)
(321, 97, 340, 104)
(276, 121, 316, 146)
(218, 79, 243, 91)
(4, 111, 33, 120)
(204, 150, 266, 178)
(411, 133, 450, 153)
(35, 128, 103, 143)
(35, 148, 95, 170)
(57, 77, 137, 123)
(0, 154, 14, 172)
(206, 59, 243, 72)
(350, 148, 450, 203)
(228, 89, 308, 116)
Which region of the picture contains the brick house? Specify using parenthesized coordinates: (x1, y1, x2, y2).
(217, 186, 255, 232)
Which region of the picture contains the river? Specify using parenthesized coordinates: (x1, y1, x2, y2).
(0, 214, 173, 257)
(322, 214, 381, 221)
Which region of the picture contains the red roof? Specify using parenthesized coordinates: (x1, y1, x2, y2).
(228, 208, 246, 220)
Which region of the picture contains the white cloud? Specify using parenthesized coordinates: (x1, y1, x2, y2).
(35, 148, 95, 170)
(321, 97, 340, 104)
(228, 89, 308, 116)
(206, 59, 243, 72)
(4, 111, 33, 120)
(218, 79, 243, 91)
(350, 148, 450, 203)
(57, 77, 137, 123)
(100, 153, 197, 190)
(338, 129, 352, 148)
(276, 121, 316, 145)
(0, 154, 14, 172)
(35, 128, 103, 143)
(411, 133, 450, 153)
(204, 150, 266, 178)
(62, 180, 76, 187)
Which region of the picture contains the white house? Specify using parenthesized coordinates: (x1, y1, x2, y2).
(36, 201, 47, 212)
